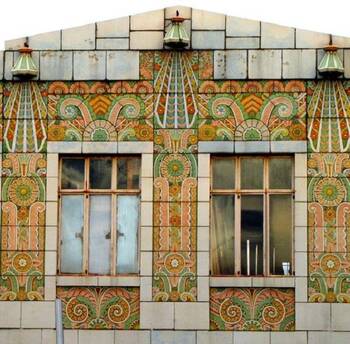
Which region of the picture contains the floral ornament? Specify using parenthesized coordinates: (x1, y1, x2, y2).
(320, 254, 341, 274)
(314, 178, 346, 207)
(135, 124, 153, 141)
(160, 154, 191, 183)
(12, 252, 33, 273)
(288, 124, 305, 140)
(199, 124, 216, 141)
(164, 253, 186, 274)
(8, 177, 39, 207)
(48, 124, 66, 141)
(219, 299, 243, 324)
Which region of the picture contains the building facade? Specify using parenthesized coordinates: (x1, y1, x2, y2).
(0, 6, 350, 344)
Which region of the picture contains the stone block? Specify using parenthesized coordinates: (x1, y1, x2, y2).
(294, 202, 307, 227)
(107, 51, 139, 80)
(5, 37, 26, 50)
(40, 51, 73, 80)
(4, 51, 14, 80)
(47, 153, 59, 177)
(47, 141, 82, 153)
(140, 302, 174, 329)
(192, 31, 225, 50)
(309, 331, 350, 344)
(295, 277, 308, 302)
(64, 330, 79, 344)
(45, 251, 57, 276)
(296, 29, 330, 48)
(140, 276, 152, 301)
(0, 330, 41, 344)
(29, 30, 61, 50)
(198, 177, 210, 202)
(115, 330, 150, 344)
(78, 330, 114, 344)
(333, 35, 350, 48)
(62, 24, 95, 50)
(295, 153, 307, 177)
(235, 141, 269, 153)
(344, 49, 350, 78)
(210, 276, 252, 287)
(118, 141, 152, 153)
(140, 226, 153, 251)
(226, 16, 260, 37)
(261, 22, 295, 48)
(96, 38, 129, 49)
(295, 252, 307, 276)
(46, 177, 58, 201)
(140, 251, 152, 276)
(97, 16, 130, 37)
(141, 177, 153, 202)
(294, 226, 307, 252)
(226, 37, 259, 49)
(198, 141, 234, 153)
(331, 304, 350, 330)
(140, 202, 152, 227)
(165, 6, 191, 19)
(270, 141, 307, 152)
(251, 277, 295, 288)
(214, 50, 225, 79)
(295, 177, 307, 202)
(0, 302, 20, 328)
(174, 302, 209, 329)
(82, 142, 118, 153)
(151, 330, 195, 344)
(198, 202, 210, 227)
(45, 226, 57, 251)
(234, 332, 270, 344)
(46, 202, 58, 226)
(198, 154, 210, 177)
(295, 303, 331, 330)
(248, 50, 282, 79)
(197, 251, 210, 276)
(73, 51, 106, 80)
(270, 332, 307, 344)
(0, 51, 3, 80)
(45, 276, 57, 301)
(141, 154, 153, 178)
(130, 31, 164, 50)
(21, 301, 55, 328)
(197, 277, 210, 302)
(282, 49, 316, 79)
(197, 331, 233, 344)
(192, 9, 225, 30)
(197, 226, 209, 251)
(42, 329, 56, 344)
(225, 50, 247, 79)
(131, 10, 164, 30)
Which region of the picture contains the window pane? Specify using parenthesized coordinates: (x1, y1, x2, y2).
(60, 195, 84, 273)
(212, 158, 235, 189)
(211, 195, 235, 275)
(61, 159, 84, 189)
(241, 195, 264, 275)
(89, 195, 111, 274)
(240, 158, 263, 189)
(270, 195, 292, 275)
(117, 158, 140, 189)
(90, 158, 112, 189)
(117, 196, 140, 273)
(269, 158, 292, 189)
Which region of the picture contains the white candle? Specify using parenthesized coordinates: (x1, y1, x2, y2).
(247, 240, 250, 276)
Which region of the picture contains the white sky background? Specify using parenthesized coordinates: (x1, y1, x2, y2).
(0, 0, 349, 49)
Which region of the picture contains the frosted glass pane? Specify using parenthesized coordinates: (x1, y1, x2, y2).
(269, 158, 292, 189)
(60, 195, 84, 273)
(89, 195, 111, 274)
(241, 195, 264, 276)
(270, 195, 292, 275)
(117, 196, 139, 273)
(90, 159, 112, 189)
(211, 195, 235, 275)
(212, 158, 235, 189)
(241, 158, 263, 189)
(61, 158, 84, 189)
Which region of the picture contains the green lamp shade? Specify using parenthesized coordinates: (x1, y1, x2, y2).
(11, 47, 38, 78)
(318, 45, 344, 77)
(164, 17, 190, 48)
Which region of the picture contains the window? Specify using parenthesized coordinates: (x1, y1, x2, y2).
(59, 156, 141, 275)
(211, 156, 294, 276)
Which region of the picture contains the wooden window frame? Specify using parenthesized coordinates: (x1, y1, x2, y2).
(210, 155, 295, 277)
(58, 155, 141, 276)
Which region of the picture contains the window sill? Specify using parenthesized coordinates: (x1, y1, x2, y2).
(210, 276, 295, 288)
(56, 275, 140, 287)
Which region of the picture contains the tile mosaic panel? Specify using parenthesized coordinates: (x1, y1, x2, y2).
(153, 251, 197, 302)
(57, 287, 140, 329)
(210, 287, 295, 331)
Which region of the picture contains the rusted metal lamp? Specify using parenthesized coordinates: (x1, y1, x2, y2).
(164, 11, 190, 48)
(318, 35, 344, 78)
(11, 42, 38, 78)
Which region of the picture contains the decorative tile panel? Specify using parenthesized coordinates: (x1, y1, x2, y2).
(210, 287, 295, 331)
(57, 287, 140, 329)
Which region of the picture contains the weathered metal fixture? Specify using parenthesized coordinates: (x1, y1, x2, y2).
(318, 35, 344, 78)
(11, 42, 39, 78)
(164, 11, 190, 48)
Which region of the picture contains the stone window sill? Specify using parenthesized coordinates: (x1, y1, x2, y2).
(56, 275, 140, 287)
(210, 276, 295, 288)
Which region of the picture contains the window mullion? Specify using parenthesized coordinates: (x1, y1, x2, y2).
(83, 158, 90, 274)
(235, 157, 241, 275)
(264, 158, 268, 276)
(111, 193, 117, 275)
